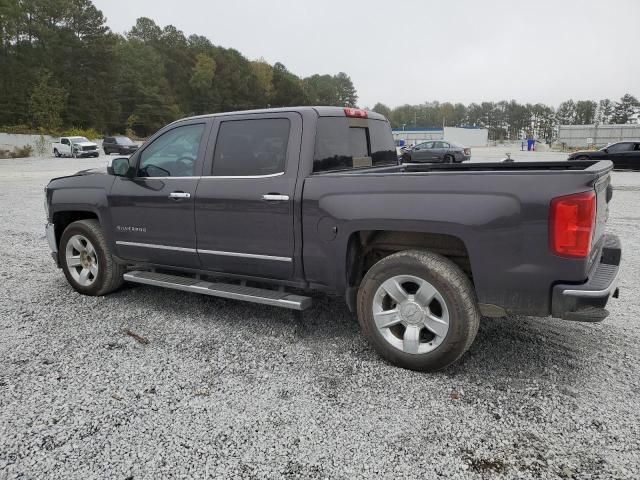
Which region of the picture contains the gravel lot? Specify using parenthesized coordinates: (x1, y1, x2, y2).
(1, 152, 639, 479)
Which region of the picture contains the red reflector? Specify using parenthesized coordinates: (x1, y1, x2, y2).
(549, 191, 596, 258)
(344, 108, 368, 118)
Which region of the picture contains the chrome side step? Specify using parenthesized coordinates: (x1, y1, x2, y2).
(123, 270, 312, 311)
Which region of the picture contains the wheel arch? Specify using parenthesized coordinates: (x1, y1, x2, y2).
(345, 230, 472, 312)
(52, 209, 101, 250)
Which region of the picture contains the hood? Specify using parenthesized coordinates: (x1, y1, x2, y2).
(72, 141, 98, 147)
(49, 166, 107, 183)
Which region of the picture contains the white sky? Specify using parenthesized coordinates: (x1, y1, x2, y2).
(93, 0, 640, 108)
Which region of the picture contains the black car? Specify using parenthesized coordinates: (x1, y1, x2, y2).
(103, 136, 139, 155)
(402, 140, 471, 163)
(568, 141, 640, 169)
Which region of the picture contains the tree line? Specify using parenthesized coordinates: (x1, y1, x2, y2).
(0, 0, 358, 136)
(372, 94, 639, 142)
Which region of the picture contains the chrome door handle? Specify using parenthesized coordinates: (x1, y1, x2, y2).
(169, 192, 191, 199)
(262, 194, 289, 201)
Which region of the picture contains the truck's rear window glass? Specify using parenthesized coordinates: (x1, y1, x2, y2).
(212, 118, 290, 176)
(314, 117, 397, 172)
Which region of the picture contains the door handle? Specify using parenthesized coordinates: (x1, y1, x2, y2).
(169, 191, 191, 199)
(262, 194, 289, 201)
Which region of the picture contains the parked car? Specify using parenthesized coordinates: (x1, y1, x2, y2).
(103, 136, 140, 155)
(402, 140, 471, 163)
(568, 141, 640, 169)
(44, 107, 621, 372)
(52, 137, 99, 158)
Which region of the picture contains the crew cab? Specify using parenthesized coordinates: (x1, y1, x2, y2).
(52, 136, 99, 158)
(44, 107, 622, 371)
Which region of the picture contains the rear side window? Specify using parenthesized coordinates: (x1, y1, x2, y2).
(212, 118, 290, 176)
(314, 117, 397, 173)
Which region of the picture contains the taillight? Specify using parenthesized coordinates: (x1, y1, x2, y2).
(549, 191, 596, 258)
(344, 108, 368, 118)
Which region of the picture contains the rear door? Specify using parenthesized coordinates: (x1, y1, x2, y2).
(109, 120, 209, 268)
(432, 141, 448, 161)
(194, 113, 302, 280)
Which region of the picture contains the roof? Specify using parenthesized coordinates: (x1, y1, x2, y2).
(176, 106, 387, 125)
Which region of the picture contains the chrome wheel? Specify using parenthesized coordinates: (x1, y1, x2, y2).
(372, 275, 450, 355)
(65, 234, 99, 287)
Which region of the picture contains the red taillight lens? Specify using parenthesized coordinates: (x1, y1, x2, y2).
(549, 191, 596, 258)
(344, 108, 368, 118)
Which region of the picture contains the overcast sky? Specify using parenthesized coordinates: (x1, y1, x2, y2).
(93, 0, 640, 108)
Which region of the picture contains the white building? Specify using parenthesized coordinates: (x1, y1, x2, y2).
(392, 126, 488, 147)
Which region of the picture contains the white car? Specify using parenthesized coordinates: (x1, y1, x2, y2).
(52, 137, 99, 158)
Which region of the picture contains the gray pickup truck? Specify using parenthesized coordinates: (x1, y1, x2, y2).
(44, 107, 621, 371)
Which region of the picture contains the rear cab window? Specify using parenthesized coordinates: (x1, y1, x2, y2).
(313, 116, 397, 173)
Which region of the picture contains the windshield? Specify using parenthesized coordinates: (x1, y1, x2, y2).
(116, 136, 134, 144)
(70, 137, 90, 143)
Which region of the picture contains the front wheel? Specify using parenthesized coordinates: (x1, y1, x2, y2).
(357, 250, 480, 371)
(59, 219, 125, 296)
(444, 154, 454, 163)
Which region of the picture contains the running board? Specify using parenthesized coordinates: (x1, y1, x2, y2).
(123, 270, 312, 311)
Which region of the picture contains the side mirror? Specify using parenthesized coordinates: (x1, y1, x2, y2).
(603, 148, 609, 154)
(107, 157, 132, 177)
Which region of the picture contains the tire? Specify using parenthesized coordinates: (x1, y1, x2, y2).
(53, 149, 59, 158)
(103, 149, 110, 155)
(444, 155, 454, 163)
(357, 249, 480, 371)
(59, 219, 125, 296)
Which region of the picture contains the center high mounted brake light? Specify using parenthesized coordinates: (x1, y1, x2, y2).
(344, 108, 368, 118)
(549, 190, 596, 258)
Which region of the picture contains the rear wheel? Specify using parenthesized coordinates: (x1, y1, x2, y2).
(357, 250, 480, 371)
(59, 219, 125, 296)
(53, 149, 60, 158)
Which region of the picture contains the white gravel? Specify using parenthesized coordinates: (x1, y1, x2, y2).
(1, 153, 639, 479)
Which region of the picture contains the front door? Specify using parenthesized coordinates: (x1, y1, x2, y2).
(195, 113, 301, 280)
(412, 141, 433, 162)
(109, 121, 209, 269)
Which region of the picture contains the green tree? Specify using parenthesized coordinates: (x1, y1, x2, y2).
(334, 72, 357, 107)
(372, 102, 391, 119)
(611, 94, 639, 124)
(250, 59, 274, 106)
(575, 100, 597, 124)
(29, 70, 67, 130)
(556, 100, 577, 125)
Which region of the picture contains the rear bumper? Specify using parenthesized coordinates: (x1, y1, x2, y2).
(551, 234, 621, 322)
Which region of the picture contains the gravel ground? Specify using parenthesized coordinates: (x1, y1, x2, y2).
(1, 153, 639, 479)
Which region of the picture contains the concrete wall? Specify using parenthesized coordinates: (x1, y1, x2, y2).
(443, 127, 488, 147)
(557, 124, 640, 148)
(0, 133, 57, 152)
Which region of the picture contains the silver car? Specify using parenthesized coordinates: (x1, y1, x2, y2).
(402, 141, 471, 163)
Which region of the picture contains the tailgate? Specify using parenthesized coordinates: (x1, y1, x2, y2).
(589, 171, 612, 268)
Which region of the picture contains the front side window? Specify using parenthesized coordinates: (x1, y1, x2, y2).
(212, 118, 290, 176)
(138, 123, 204, 177)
